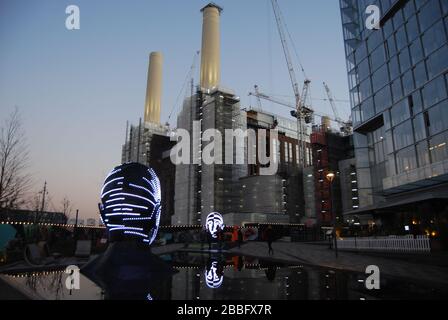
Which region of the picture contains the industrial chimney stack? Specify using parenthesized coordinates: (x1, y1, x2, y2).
(200, 3, 222, 91)
(144, 51, 163, 124)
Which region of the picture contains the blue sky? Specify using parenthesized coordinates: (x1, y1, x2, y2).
(0, 0, 350, 219)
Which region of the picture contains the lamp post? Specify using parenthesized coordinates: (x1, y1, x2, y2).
(326, 172, 338, 258)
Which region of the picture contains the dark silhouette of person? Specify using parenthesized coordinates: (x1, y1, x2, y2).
(265, 225, 274, 255)
(81, 163, 175, 300)
(237, 229, 243, 248)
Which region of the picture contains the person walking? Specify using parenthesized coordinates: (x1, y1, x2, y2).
(265, 225, 274, 255)
(237, 229, 243, 248)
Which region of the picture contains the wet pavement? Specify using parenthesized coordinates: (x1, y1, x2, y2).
(1, 246, 447, 300)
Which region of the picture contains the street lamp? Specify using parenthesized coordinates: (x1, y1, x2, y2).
(326, 171, 338, 258)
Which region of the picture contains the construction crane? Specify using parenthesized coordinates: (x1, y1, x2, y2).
(253, 85, 264, 111)
(323, 82, 353, 135)
(270, 0, 313, 167)
(167, 50, 200, 123)
(249, 87, 341, 126)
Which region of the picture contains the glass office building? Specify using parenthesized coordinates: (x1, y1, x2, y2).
(340, 0, 448, 236)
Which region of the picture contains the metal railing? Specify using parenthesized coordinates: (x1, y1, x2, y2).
(337, 235, 431, 253)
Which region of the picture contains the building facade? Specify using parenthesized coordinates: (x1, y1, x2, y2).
(340, 0, 448, 241)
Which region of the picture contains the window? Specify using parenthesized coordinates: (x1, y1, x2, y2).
(402, 69, 415, 96)
(429, 131, 448, 163)
(427, 100, 448, 136)
(372, 64, 389, 92)
(416, 141, 431, 167)
(413, 61, 427, 88)
(412, 90, 423, 114)
(413, 113, 427, 142)
(426, 45, 448, 78)
(396, 146, 417, 173)
(422, 20, 446, 57)
(374, 85, 392, 112)
(352, 106, 362, 126)
(406, 15, 419, 42)
(393, 120, 414, 150)
(391, 79, 403, 103)
(399, 48, 411, 73)
(387, 35, 397, 58)
(422, 75, 447, 108)
(391, 99, 411, 126)
(370, 45, 387, 72)
(361, 97, 375, 121)
(409, 38, 424, 65)
(359, 78, 372, 102)
(418, 1, 442, 32)
(396, 26, 408, 52)
(388, 56, 400, 80)
(358, 58, 370, 81)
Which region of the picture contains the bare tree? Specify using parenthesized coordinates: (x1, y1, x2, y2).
(0, 108, 32, 209)
(61, 197, 73, 220)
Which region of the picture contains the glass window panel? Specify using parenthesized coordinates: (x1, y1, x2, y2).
(442, 0, 448, 15)
(372, 64, 390, 92)
(395, 25, 408, 51)
(413, 61, 427, 88)
(418, 0, 442, 32)
(427, 100, 448, 136)
(391, 78, 403, 103)
(412, 90, 423, 114)
(399, 48, 411, 72)
(352, 106, 362, 126)
(426, 45, 448, 79)
(396, 146, 417, 173)
(388, 56, 400, 80)
(402, 69, 415, 96)
(393, 120, 414, 150)
(416, 141, 431, 167)
(391, 98, 411, 126)
(406, 15, 419, 42)
(409, 38, 424, 65)
(361, 97, 375, 121)
(370, 45, 387, 72)
(422, 20, 447, 56)
(413, 113, 427, 142)
(374, 85, 392, 112)
(387, 35, 397, 57)
(429, 131, 448, 163)
(358, 58, 370, 81)
(422, 75, 447, 108)
(359, 78, 372, 102)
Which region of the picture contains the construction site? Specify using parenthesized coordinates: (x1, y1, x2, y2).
(121, 1, 355, 237)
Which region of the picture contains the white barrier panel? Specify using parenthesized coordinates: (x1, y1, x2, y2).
(337, 235, 431, 253)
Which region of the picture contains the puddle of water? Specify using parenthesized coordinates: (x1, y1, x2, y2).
(2, 251, 448, 300)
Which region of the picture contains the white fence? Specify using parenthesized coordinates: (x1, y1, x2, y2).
(337, 235, 431, 253)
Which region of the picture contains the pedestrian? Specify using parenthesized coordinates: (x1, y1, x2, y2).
(237, 229, 243, 248)
(266, 225, 274, 255)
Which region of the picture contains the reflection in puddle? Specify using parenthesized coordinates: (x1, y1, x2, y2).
(2, 251, 448, 300)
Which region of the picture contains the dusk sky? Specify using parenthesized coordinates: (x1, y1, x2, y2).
(0, 0, 350, 220)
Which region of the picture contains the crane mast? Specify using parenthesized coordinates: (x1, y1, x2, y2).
(270, 0, 312, 168)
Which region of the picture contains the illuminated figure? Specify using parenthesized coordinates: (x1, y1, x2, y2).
(81, 163, 172, 300)
(206, 212, 224, 239)
(99, 162, 161, 245)
(205, 260, 224, 289)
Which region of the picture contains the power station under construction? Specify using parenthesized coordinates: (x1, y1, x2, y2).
(121, 1, 354, 231)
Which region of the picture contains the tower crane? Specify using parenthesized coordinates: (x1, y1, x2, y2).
(249, 87, 341, 126)
(270, 0, 313, 168)
(323, 82, 353, 135)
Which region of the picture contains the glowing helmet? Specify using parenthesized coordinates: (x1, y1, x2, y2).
(206, 212, 224, 239)
(99, 163, 161, 245)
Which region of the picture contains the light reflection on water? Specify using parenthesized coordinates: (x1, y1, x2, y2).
(2, 251, 448, 300)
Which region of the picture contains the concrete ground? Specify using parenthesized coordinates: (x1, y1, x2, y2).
(229, 241, 448, 286)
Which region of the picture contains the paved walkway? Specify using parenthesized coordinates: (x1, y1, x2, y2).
(229, 241, 448, 286)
